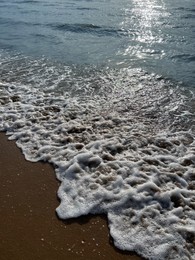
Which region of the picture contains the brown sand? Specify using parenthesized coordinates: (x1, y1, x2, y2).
(0, 132, 144, 260)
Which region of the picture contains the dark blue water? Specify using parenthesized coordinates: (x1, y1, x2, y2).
(0, 0, 194, 87)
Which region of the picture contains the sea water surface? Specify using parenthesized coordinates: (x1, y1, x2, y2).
(0, 0, 195, 259)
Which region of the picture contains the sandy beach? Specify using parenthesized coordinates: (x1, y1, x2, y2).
(0, 132, 143, 260)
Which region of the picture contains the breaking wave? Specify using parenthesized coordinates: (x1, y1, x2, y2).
(0, 53, 195, 260)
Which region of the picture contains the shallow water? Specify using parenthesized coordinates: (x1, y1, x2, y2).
(0, 0, 195, 259)
(0, 0, 195, 85)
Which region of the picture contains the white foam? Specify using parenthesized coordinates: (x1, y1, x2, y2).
(0, 67, 195, 260)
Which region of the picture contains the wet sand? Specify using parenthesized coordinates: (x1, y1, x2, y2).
(0, 132, 144, 260)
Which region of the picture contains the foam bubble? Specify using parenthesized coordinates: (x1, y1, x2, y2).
(0, 62, 195, 260)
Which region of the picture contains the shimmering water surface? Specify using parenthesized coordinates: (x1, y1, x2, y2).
(0, 0, 195, 85)
(0, 1, 195, 259)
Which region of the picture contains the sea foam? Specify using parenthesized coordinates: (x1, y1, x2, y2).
(0, 66, 195, 260)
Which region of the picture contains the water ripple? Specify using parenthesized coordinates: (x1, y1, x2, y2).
(50, 23, 125, 37)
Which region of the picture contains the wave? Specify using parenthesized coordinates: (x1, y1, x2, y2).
(0, 53, 195, 260)
(50, 23, 125, 37)
(0, 17, 41, 27)
(176, 7, 195, 13)
(171, 54, 195, 63)
(14, 0, 42, 4)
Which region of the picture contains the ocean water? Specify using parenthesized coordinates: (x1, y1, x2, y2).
(0, 0, 195, 259)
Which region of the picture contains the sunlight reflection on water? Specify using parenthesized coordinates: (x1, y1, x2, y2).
(120, 0, 169, 61)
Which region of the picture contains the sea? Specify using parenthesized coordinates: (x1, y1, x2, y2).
(0, 0, 195, 259)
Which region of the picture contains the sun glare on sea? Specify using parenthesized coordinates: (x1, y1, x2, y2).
(120, 0, 169, 61)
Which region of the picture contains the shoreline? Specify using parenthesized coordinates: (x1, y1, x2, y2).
(0, 132, 143, 260)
